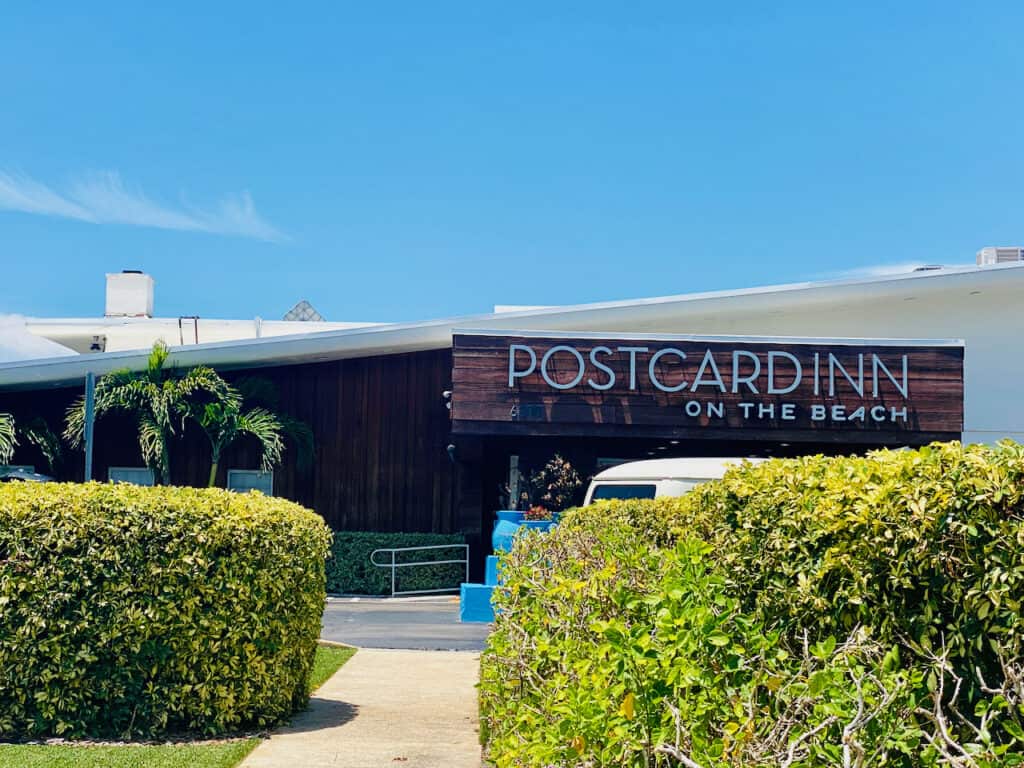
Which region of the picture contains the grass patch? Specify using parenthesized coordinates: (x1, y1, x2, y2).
(0, 646, 357, 768)
(308, 644, 356, 693)
(0, 740, 258, 768)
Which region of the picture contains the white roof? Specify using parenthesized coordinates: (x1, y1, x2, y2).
(0, 315, 77, 364)
(593, 457, 766, 482)
(0, 261, 1018, 389)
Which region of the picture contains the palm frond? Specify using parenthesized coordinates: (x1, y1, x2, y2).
(173, 368, 239, 431)
(146, 341, 170, 383)
(64, 396, 88, 447)
(103, 368, 147, 389)
(0, 413, 18, 464)
(234, 408, 285, 472)
(21, 417, 62, 473)
(137, 414, 166, 473)
(176, 366, 237, 402)
(64, 377, 155, 446)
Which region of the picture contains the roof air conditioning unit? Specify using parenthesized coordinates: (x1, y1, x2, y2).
(976, 247, 1024, 265)
(105, 271, 154, 318)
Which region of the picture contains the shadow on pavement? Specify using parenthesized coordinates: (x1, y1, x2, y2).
(278, 698, 360, 734)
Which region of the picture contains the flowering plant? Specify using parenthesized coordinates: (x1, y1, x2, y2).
(526, 454, 582, 512)
(523, 505, 552, 521)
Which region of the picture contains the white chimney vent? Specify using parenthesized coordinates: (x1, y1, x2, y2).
(105, 271, 154, 318)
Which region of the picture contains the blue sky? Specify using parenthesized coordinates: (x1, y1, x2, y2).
(1, 3, 1021, 322)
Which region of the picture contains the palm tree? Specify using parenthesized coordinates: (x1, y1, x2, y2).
(193, 376, 316, 487)
(194, 396, 284, 487)
(65, 341, 234, 485)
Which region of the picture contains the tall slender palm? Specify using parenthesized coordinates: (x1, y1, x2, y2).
(193, 375, 317, 487)
(65, 341, 234, 485)
(194, 396, 285, 487)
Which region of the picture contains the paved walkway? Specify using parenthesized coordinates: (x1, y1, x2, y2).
(241, 648, 481, 768)
(321, 597, 491, 651)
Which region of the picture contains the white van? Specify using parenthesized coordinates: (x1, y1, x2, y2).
(583, 457, 765, 505)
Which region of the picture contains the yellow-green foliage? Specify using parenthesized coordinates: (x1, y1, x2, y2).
(674, 442, 1024, 660)
(556, 441, 1024, 663)
(0, 483, 332, 739)
(482, 442, 1024, 766)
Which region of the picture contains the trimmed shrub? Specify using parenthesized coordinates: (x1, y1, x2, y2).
(326, 531, 466, 595)
(0, 482, 331, 739)
(481, 441, 1024, 767)
(674, 442, 1024, 672)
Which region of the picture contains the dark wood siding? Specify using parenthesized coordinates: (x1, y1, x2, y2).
(452, 333, 965, 443)
(0, 349, 459, 534)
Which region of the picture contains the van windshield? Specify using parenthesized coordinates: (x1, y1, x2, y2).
(591, 483, 657, 501)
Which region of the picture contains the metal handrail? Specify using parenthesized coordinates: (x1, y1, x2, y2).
(369, 544, 470, 597)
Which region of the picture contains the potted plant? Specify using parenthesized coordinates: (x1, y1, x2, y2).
(521, 504, 555, 533)
(491, 455, 581, 552)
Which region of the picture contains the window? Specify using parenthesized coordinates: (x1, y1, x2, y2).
(590, 483, 657, 501)
(227, 470, 273, 495)
(108, 467, 155, 486)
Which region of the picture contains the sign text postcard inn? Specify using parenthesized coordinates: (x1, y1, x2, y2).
(451, 332, 964, 443)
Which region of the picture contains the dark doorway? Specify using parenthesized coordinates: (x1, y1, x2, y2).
(461, 434, 923, 573)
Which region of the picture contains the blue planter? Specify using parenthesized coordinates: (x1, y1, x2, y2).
(491, 510, 557, 552)
(492, 510, 526, 553)
(520, 519, 555, 533)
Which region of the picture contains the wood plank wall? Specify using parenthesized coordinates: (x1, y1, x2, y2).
(0, 349, 461, 534)
(452, 333, 965, 442)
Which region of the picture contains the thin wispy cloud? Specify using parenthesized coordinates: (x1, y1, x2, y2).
(0, 170, 285, 242)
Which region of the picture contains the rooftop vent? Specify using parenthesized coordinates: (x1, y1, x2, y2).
(105, 271, 154, 318)
(977, 247, 1024, 265)
(283, 300, 324, 322)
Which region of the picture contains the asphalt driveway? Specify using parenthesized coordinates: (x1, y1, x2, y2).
(321, 596, 491, 651)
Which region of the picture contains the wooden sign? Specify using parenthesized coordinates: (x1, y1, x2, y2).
(450, 332, 964, 443)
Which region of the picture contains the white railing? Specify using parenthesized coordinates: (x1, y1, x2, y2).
(369, 544, 470, 597)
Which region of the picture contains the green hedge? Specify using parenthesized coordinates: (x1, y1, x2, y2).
(480, 441, 1024, 767)
(326, 531, 466, 595)
(0, 482, 332, 739)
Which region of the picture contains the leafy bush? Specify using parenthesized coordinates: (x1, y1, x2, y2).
(480, 441, 1024, 767)
(0, 482, 332, 739)
(326, 531, 466, 595)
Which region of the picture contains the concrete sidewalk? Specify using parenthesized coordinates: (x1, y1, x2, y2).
(241, 648, 481, 768)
